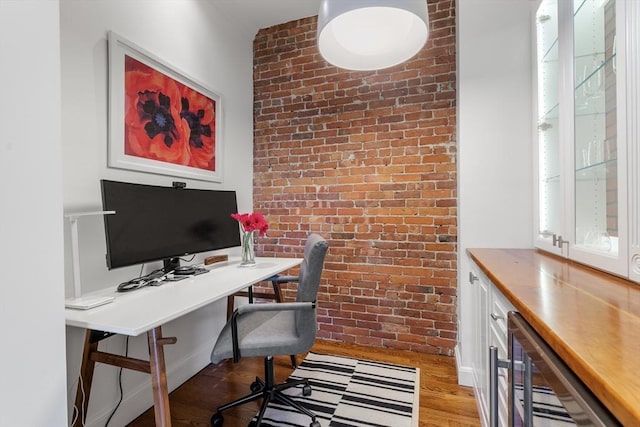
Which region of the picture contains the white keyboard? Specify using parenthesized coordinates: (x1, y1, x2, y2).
(65, 295, 115, 310)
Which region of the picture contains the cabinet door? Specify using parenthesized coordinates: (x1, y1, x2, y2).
(628, 1, 640, 282)
(489, 285, 514, 427)
(569, 0, 628, 276)
(470, 267, 489, 426)
(535, 0, 564, 255)
(535, 0, 632, 278)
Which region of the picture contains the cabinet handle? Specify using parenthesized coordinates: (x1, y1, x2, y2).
(469, 272, 479, 283)
(491, 312, 504, 321)
(553, 234, 569, 248)
(489, 346, 510, 427)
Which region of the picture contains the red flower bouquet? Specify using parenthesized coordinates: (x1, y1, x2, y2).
(231, 212, 269, 237)
(231, 212, 269, 266)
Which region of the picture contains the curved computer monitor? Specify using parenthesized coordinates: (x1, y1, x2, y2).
(101, 180, 241, 269)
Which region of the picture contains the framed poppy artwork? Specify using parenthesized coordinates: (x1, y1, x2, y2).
(108, 31, 222, 182)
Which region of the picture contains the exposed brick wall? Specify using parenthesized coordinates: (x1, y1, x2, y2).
(253, 0, 457, 356)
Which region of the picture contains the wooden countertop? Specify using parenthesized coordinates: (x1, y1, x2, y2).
(467, 248, 640, 427)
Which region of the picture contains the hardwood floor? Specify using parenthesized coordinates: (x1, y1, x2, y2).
(128, 340, 481, 427)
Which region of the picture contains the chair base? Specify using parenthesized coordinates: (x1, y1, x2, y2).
(211, 356, 319, 427)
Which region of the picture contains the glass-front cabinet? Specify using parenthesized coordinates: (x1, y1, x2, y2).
(536, 0, 562, 255)
(535, 0, 640, 281)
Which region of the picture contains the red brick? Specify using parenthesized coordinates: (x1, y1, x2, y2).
(253, 2, 457, 356)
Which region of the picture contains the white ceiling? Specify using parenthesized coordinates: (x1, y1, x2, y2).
(210, 0, 321, 35)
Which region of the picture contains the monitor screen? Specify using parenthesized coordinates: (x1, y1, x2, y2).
(101, 180, 241, 269)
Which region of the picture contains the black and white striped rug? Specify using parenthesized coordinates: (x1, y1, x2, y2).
(254, 352, 419, 427)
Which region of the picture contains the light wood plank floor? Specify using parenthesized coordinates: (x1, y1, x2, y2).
(128, 340, 481, 426)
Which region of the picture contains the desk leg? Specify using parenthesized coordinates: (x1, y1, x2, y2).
(148, 327, 172, 427)
(73, 330, 97, 427)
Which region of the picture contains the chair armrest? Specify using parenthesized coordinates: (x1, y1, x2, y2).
(268, 274, 299, 283)
(230, 301, 316, 362)
(237, 301, 314, 314)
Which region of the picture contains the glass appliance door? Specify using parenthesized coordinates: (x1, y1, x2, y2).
(508, 312, 620, 426)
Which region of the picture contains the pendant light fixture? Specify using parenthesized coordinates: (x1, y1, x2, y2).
(317, 0, 430, 71)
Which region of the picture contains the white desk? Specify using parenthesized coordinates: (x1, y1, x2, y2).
(66, 257, 302, 427)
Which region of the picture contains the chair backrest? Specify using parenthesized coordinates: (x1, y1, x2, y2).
(295, 234, 328, 341)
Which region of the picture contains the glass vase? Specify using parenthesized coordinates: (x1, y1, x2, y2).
(240, 230, 256, 266)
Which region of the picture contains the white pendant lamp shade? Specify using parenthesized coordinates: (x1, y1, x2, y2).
(317, 0, 429, 71)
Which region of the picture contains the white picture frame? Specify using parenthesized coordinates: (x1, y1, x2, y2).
(108, 31, 223, 182)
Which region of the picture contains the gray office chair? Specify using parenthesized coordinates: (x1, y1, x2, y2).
(226, 274, 301, 368)
(210, 234, 328, 427)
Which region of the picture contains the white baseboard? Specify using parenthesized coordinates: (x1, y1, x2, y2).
(454, 345, 474, 387)
(83, 336, 217, 427)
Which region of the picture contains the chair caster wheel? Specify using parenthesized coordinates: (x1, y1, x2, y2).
(310, 420, 321, 427)
(211, 411, 224, 427)
(302, 384, 312, 396)
(250, 380, 261, 393)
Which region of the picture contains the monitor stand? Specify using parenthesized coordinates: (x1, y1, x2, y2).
(163, 257, 181, 273)
(163, 257, 209, 277)
(174, 266, 196, 275)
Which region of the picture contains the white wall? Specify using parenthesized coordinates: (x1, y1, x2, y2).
(0, 1, 68, 426)
(60, 1, 255, 424)
(456, 0, 534, 385)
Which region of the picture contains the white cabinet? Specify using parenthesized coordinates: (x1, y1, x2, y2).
(469, 264, 489, 425)
(488, 285, 513, 427)
(534, 0, 640, 281)
(469, 262, 515, 427)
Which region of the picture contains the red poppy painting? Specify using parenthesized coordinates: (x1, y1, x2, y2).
(108, 32, 222, 182)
